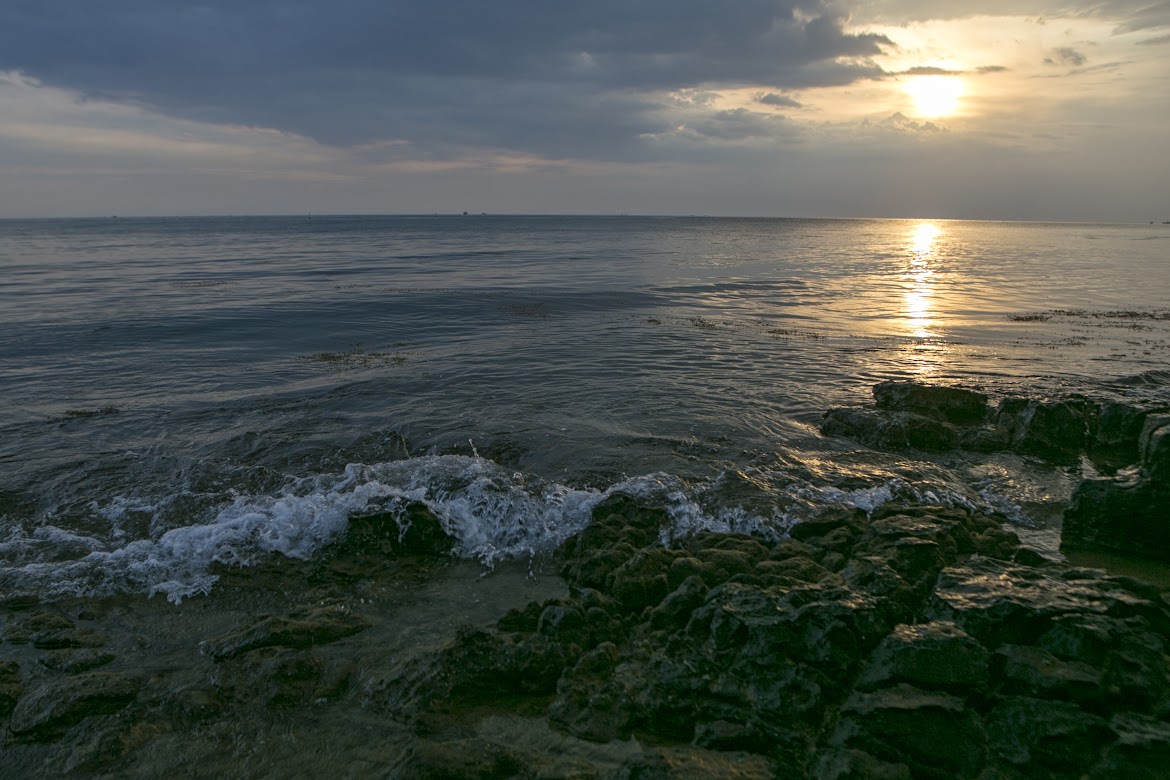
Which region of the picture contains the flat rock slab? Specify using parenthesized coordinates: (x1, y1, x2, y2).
(203, 604, 371, 661)
(8, 672, 140, 741)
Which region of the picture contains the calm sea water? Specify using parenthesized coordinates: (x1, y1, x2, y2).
(1, 215, 1168, 600)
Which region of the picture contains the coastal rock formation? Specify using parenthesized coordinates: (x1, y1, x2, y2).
(823, 380, 1170, 562)
(1063, 414, 1170, 561)
(823, 380, 1154, 469)
(393, 494, 1170, 778)
(2, 484, 1167, 776)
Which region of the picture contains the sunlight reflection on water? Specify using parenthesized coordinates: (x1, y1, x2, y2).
(904, 222, 942, 375)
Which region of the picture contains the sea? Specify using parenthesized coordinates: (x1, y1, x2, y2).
(2, 215, 1169, 603)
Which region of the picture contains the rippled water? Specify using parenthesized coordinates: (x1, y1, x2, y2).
(2, 215, 1168, 599)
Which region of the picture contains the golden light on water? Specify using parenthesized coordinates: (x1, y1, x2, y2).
(905, 76, 965, 118)
(911, 223, 941, 256)
(904, 222, 940, 355)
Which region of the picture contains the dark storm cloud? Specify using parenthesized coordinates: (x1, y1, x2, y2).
(0, 0, 890, 158)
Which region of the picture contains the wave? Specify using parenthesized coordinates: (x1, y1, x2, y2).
(0, 454, 1018, 604)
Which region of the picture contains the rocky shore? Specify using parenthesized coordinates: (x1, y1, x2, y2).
(2, 382, 1169, 778)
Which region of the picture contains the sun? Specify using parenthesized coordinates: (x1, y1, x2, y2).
(905, 76, 965, 118)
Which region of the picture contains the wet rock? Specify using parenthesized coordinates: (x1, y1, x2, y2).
(992, 644, 1102, 702)
(832, 684, 987, 779)
(999, 397, 1093, 464)
(873, 381, 990, 425)
(403, 736, 528, 779)
(821, 408, 959, 452)
(548, 642, 633, 742)
(31, 627, 106, 650)
(985, 696, 1112, 772)
(858, 621, 990, 692)
(824, 382, 1163, 473)
(338, 500, 453, 558)
(812, 749, 911, 780)
(616, 745, 776, 779)
(1090, 713, 1170, 779)
(1063, 413, 1170, 561)
(3, 611, 75, 644)
(927, 555, 1166, 647)
(0, 658, 22, 717)
(649, 576, 709, 630)
(8, 672, 140, 741)
(202, 603, 370, 660)
(1091, 401, 1150, 470)
(38, 650, 116, 674)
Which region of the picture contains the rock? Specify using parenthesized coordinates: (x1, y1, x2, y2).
(1091, 401, 1149, 470)
(616, 746, 776, 779)
(991, 644, 1102, 702)
(873, 381, 989, 425)
(927, 556, 1167, 647)
(821, 408, 958, 452)
(858, 621, 990, 692)
(3, 611, 75, 644)
(202, 604, 370, 660)
(0, 658, 22, 717)
(1062, 413, 1170, 561)
(832, 684, 987, 778)
(812, 749, 911, 780)
(403, 737, 528, 779)
(999, 397, 1092, 464)
(1090, 713, 1170, 779)
(38, 650, 116, 674)
(339, 500, 453, 558)
(548, 642, 634, 742)
(649, 576, 709, 630)
(824, 382, 1163, 471)
(985, 696, 1112, 771)
(8, 672, 140, 741)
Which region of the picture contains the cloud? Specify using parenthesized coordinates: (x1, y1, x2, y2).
(1045, 47, 1088, 66)
(756, 92, 803, 107)
(0, 1, 891, 161)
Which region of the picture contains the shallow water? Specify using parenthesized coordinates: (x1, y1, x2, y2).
(1, 216, 1169, 600)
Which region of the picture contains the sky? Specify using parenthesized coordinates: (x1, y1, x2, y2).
(0, 1, 1167, 220)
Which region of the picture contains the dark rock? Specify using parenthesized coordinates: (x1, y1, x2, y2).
(833, 684, 987, 779)
(649, 576, 709, 630)
(340, 500, 454, 558)
(813, 749, 911, 780)
(822, 408, 959, 452)
(1091, 401, 1150, 470)
(38, 650, 116, 674)
(608, 547, 680, 612)
(8, 672, 140, 741)
(985, 696, 1112, 771)
(31, 628, 106, 650)
(3, 611, 75, 644)
(927, 556, 1167, 647)
(858, 621, 990, 692)
(992, 644, 1102, 702)
(1090, 713, 1170, 779)
(0, 658, 22, 717)
(404, 737, 528, 780)
(873, 381, 990, 425)
(1063, 413, 1170, 562)
(616, 746, 776, 779)
(999, 397, 1093, 464)
(202, 604, 370, 660)
(548, 642, 633, 742)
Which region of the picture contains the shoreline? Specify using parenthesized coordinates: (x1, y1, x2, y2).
(2, 382, 1169, 777)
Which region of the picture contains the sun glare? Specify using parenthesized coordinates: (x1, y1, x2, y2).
(905, 76, 964, 118)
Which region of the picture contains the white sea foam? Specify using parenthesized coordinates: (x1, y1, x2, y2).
(0, 455, 1017, 603)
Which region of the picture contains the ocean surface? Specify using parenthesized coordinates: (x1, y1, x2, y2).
(2, 215, 1169, 602)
